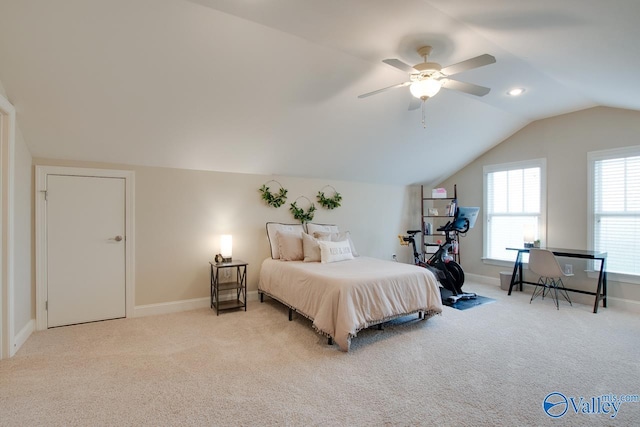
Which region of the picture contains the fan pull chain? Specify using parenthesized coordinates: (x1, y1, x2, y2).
(421, 100, 427, 128)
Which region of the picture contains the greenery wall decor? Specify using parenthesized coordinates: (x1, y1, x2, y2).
(317, 185, 342, 210)
(290, 196, 316, 223)
(259, 180, 288, 208)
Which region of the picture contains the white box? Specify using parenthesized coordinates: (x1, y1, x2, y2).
(432, 188, 447, 198)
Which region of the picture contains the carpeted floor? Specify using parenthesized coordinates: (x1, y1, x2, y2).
(1, 282, 639, 426)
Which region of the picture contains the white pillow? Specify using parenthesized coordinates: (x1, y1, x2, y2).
(312, 231, 359, 257)
(302, 232, 330, 262)
(318, 240, 354, 263)
(266, 223, 305, 259)
(306, 223, 340, 235)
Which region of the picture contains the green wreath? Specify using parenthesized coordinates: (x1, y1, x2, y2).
(290, 197, 316, 223)
(317, 186, 342, 210)
(259, 181, 288, 208)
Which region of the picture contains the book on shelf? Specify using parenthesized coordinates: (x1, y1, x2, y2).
(423, 222, 432, 235)
(448, 200, 457, 216)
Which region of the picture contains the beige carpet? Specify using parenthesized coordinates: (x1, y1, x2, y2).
(1, 282, 639, 426)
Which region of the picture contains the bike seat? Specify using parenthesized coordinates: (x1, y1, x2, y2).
(406, 230, 421, 235)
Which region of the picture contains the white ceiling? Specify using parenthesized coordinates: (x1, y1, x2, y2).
(1, 0, 638, 185)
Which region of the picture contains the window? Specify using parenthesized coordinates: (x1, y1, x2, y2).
(589, 146, 640, 277)
(483, 159, 546, 262)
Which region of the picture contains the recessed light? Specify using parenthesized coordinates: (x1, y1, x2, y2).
(507, 88, 525, 96)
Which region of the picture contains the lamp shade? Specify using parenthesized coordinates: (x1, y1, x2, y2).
(410, 78, 442, 99)
(523, 224, 535, 243)
(220, 235, 232, 261)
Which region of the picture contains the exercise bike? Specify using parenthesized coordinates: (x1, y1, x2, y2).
(399, 216, 477, 305)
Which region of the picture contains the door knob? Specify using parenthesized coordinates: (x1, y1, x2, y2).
(110, 235, 123, 242)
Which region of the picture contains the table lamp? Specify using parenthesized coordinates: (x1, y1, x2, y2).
(221, 234, 232, 263)
(523, 224, 535, 248)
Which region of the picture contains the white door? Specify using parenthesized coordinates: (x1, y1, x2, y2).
(47, 175, 126, 327)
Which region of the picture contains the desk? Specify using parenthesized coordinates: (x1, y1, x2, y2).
(507, 247, 607, 313)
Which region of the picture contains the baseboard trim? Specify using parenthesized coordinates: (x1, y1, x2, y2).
(13, 319, 35, 356)
(607, 296, 640, 313)
(466, 273, 500, 286)
(134, 291, 260, 317)
(135, 297, 210, 317)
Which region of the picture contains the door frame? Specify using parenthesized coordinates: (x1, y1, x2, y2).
(35, 166, 135, 330)
(0, 94, 16, 358)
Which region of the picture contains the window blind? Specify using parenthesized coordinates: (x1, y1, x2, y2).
(485, 161, 544, 261)
(593, 154, 640, 275)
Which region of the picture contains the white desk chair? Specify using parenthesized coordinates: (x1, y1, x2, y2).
(528, 249, 573, 309)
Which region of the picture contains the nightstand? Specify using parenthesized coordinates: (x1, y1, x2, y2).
(209, 260, 248, 315)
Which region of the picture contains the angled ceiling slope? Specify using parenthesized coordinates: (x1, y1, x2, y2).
(0, 0, 638, 185)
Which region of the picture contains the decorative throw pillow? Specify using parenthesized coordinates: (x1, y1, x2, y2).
(276, 231, 304, 261)
(266, 222, 305, 259)
(306, 223, 340, 235)
(318, 240, 354, 263)
(312, 231, 359, 257)
(302, 232, 330, 262)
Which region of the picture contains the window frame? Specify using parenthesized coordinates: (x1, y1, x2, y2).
(588, 146, 640, 284)
(483, 158, 547, 265)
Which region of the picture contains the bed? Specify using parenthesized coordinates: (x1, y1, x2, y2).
(258, 223, 443, 351)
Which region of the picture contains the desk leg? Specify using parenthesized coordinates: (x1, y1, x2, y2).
(508, 251, 523, 295)
(594, 258, 607, 313)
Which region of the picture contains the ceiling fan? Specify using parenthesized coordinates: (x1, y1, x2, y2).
(359, 46, 496, 117)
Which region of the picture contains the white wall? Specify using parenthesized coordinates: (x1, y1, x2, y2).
(33, 158, 418, 307)
(439, 106, 640, 309)
(1, 78, 33, 356)
(13, 128, 32, 331)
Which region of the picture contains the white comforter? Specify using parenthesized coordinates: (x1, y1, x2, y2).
(258, 257, 442, 351)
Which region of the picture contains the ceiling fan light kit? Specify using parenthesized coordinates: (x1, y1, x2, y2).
(409, 78, 442, 100)
(359, 45, 496, 127)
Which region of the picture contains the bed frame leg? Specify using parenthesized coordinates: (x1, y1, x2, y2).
(288, 308, 293, 321)
(259, 292, 264, 303)
(419, 311, 423, 319)
(328, 337, 333, 345)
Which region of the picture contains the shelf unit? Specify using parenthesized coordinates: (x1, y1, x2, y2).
(210, 260, 248, 315)
(421, 184, 460, 263)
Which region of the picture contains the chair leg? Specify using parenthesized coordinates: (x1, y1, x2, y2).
(557, 278, 572, 306)
(530, 277, 546, 303)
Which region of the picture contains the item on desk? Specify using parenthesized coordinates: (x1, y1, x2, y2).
(523, 224, 535, 248)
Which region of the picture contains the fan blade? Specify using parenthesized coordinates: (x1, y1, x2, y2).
(382, 58, 416, 73)
(358, 81, 411, 99)
(442, 79, 491, 97)
(408, 97, 421, 111)
(441, 54, 496, 76)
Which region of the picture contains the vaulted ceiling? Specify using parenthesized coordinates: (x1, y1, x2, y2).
(1, 0, 639, 185)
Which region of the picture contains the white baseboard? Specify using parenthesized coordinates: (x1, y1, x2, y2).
(135, 297, 210, 317)
(13, 319, 35, 356)
(607, 296, 640, 314)
(466, 273, 500, 286)
(134, 291, 260, 317)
